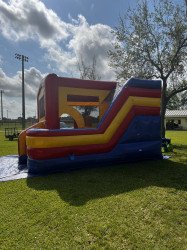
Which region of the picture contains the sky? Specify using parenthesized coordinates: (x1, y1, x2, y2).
(0, 0, 184, 118)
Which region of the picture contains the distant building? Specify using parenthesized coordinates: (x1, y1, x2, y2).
(165, 110, 187, 130)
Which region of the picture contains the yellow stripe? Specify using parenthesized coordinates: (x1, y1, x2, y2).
(19, 121, 45, 155)
(26, 96, 160, 149)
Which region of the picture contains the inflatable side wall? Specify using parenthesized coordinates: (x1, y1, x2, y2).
(23, 77, 162, 174)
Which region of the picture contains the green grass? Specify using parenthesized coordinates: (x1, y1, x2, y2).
(0, 121, 34, 132)
(166, 130, 187, 145)
(0, 131, 187, 249)
(0, 132, 18, 156)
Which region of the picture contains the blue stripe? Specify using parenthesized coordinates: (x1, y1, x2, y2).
(125, 78, 161, 89)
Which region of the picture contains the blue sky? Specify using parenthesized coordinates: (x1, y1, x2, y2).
(0, 0, 185, 118)
(43, 0, 137, 27)
(1, 0, 137, 77)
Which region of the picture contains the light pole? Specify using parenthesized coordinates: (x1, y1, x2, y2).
(0, 90, 4, 125)
(15, 53, 29, 130)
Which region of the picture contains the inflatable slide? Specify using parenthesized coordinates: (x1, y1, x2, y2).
(18, 74, 162, 174)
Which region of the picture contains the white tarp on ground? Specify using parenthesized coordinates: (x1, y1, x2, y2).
(0, 155, 29, 182)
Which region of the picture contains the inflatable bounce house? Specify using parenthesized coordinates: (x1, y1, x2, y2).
(18, 74, 162, 174)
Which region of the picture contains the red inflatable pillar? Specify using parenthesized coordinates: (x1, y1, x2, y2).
(45, 74, 60, 129)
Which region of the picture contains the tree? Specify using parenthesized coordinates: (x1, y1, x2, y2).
(77, 55, 101, 117)
(167, 89, 187, 110)
(109, 0, 187, 137)
(77, 55, 101, 81)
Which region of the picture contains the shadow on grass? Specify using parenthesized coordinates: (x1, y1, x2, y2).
(27, 158, 187, 206)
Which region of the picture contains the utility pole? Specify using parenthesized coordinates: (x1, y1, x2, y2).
(15, 53, 29, 130)
(0, 90, 4, 125)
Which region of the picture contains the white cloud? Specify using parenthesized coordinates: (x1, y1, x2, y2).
(0, 0, 69, 42)
(0, 0, 117, 118)
(0, 0, 115, 80)
(68, 15, 115, 79)
(0, 67, 45, 118)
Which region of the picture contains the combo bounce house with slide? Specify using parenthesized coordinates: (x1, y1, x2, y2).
(18, 74, 162, 174)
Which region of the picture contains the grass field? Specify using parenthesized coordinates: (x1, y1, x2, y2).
(0, 134, 18, 156)
(0, 131, 186, 249)
(0, 121, 35, 132)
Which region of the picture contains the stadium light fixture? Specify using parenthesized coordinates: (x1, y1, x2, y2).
(15, 53, 29, 129)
